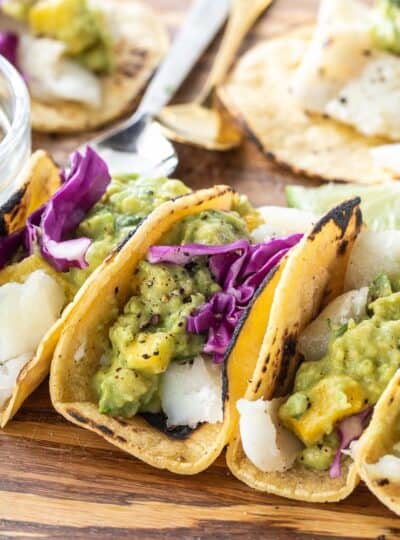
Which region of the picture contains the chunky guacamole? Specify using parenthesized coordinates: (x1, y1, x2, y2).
(67, 175, 190, 289)
(279, 275, 400, 471)
(93, 208, 251, 419)
(3, 0, 114, 73)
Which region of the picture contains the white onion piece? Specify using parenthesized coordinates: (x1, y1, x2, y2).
(19, 35, 102, 108)
(298, 287, 368, 361)
(237, 398, 302, 473)
(345, 231, 400, 290)
(160, 356, 223, 429)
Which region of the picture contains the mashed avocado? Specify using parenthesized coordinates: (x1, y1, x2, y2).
(67, 175, 190, 289)
(4, 0, 114, 73)
(279, 275, 400, 471)
(372, 0, 400, 55)
(93, 208, 251, 418)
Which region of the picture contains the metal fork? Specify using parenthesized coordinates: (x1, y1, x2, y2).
(89, 0, 230, 177)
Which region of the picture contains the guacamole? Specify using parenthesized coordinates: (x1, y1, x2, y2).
(4, 0, 114, 73)
(279, 275, 400, 471)
(67, 175, 190, 289)
(372, 0, 400, 55)
(93, 208, 251, 418)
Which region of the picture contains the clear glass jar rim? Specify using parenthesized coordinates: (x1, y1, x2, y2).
(0, 56, 30, 156)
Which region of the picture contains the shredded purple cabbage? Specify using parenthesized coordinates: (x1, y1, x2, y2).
(0, 146, 111, 272)
(148, 234, 302, 363)
(0, 32, 18, 68)
(329, 406, 373, 479)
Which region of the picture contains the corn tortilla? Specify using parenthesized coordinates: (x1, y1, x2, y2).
(219, 27, 395, 184)
(226, 199, 363, 502)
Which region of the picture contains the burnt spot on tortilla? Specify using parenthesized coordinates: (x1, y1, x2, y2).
(140, 412, 196, 440)
(67, 410, 90, 425)
(115, 435, 127, 443)
(254, 379, 262, 393)
(337, 239, 348, 256)
(97, 424, 115, 437)
(0, 186, 26, 236)
(261, 355, 270, 373)
(276, 332, 297, 388)
(377, 478, 390, 487)
(114, 218, 145, 253)
(309, 198, 361, 240)
(389, 396, 394, 405)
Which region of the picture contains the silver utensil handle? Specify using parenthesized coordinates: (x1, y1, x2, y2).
(137, 0, 229, 119)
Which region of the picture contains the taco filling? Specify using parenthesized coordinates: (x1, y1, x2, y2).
(92, 206, 302, 431)
(364, 414, 400, 483)
(0, 147, 190, 418)
(1, 0, 114, 107)
(0, 0, 167, 132)
(237, 229, 400, 479)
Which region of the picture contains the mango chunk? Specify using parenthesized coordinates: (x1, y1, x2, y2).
(125, 332, 174, 375)
(281, 375, 365, 446)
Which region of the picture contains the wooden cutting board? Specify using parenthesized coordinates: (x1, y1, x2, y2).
(2, 0, 399, 538)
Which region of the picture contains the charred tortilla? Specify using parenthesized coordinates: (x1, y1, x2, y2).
(50, 186, 293, 474)
(226, 199, 363, 502)
(218, 27, 395, 184)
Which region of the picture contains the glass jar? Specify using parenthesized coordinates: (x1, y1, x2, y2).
(0, 55, 31, 207)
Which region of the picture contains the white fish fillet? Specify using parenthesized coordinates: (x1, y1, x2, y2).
(237, 398, 302, 473)
(160, 356, 223, 429)
(19, 35, 102, 107)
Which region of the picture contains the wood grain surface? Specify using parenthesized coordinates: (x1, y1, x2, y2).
(2, 0, 398, 538)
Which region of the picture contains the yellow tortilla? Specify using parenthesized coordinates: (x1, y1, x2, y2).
(356, 369, 400, 516)
(226, 199, 363, 502)
(218, 27, 395, 184)
(31, 0, 168, 133)
(50, 186, 295, 474)
(0, 151, 62, 427)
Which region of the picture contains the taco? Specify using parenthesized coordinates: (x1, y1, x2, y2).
(355, 368, 400, 516)
(227, 216, 400, 502)
(0, 0, 168, 133)
(219, 0, 400, 184)
(48, 189, 360, 475)
(0, 146, 193, 427)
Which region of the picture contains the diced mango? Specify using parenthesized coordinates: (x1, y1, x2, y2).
(125, 332, 174, 375)
(281, 375, 365, 446)
(29, 0, 98, 55)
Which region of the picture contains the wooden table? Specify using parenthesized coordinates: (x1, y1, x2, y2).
(2, 0, 399, 538)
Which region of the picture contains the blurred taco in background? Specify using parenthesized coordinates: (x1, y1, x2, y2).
(229, 207, 400, 502)
(50, 186, 312, 474)
(0, 0, 168, 132)
(219, 0, 400, 184)
(355, 368, 400, 516)
(0, 145, 191, 427)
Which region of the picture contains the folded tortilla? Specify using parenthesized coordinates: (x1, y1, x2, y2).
(218, 27, 395, 184)
(50, 186, 301, 474)
(0, 151, 62, 426)
(31, 0, 168, 133)
(226, 199, 363, 502)
(356, 369, 400, 516)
